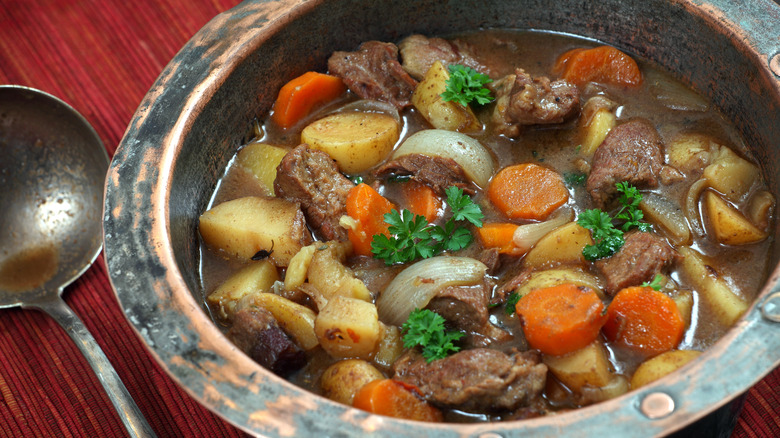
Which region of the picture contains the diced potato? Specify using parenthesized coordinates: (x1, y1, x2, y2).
(235, 142, 288, 196)
(580, 108, 615, 157)
(666, 133, 715, 174)
(411, 60, 481, 132)
(630, 350, 702, 388)
(373, 323, 404, 369)
(678, 246, 749, 326)
(314, 296, 381, 359)
(199, 196, 312, 266)
(704, 191, 767, 245)
(703, 145, 758, 203)
(301, 111, 399, 173)
(284, 244, 317, 290)
(523, 222, 593, 269)
(671, 289, 694, 329)
(513, 268, 603, 299)
(207, 260, 279, 320)
(241, 292, 319, 350)
(577, 375, 629, 404)
(640, 193, 692, 245)
(307, 242, 371, 302)
(320, 359, 384, 405)
(747, 190, 776, 231)
(543, 341, 613, 392)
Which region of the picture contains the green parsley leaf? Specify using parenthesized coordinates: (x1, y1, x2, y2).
(641, 273, 666, 291)
(370, 187, 483, 265)
(402, 309, 464, 362)
(441, 65, 494, 107)
(504, 291, 521, 315)
(564, 172, 587, 187)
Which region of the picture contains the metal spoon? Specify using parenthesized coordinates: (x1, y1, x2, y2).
(0, 85, 156, 437)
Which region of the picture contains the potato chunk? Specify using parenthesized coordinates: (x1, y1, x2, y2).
(320, 359, 384, 405)
(241, 292, 319, 350)
(207, 260, 279, 320)
(704, 191, 767, 245)
(543, 341, 612, 392)
(631, 350, 702, 388)
(411, 60, 481, 132)
(666, 133, 715, 174)
(235, 142, 288, 196)
(307, 242, 371, 302)
(301, 111, 399, 173)
(678, 246, 748, 326)
(314, 296, 381, 359)
(703, 145, 758, 202)
(513, 268, 603, 299)
(199, 196, 312, 266)
(579, 108, 615, 157)
(524, 222, 593, 269)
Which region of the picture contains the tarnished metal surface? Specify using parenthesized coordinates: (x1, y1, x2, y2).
(103, 0, 780, 437)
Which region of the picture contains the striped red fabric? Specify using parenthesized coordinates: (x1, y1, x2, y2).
(0, 0, 777, 437)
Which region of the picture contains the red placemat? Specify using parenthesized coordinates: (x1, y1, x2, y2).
(0, 0, 777, 437)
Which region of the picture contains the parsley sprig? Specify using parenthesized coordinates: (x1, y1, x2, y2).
(371, 186, 484, 265)
(402, 309, 464, 362)
(577, 182, 651, 261)
(441, 65, 494, 107)
(642, 273, 666, 291)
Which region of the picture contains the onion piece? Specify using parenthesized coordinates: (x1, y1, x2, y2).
(645, 70, 709, 112)
(685, 178, 708, 237)
(640, 193, 692, 245)
(391, 129, 496, 188)
(512, 207, 574, 253)
(376, 256, 487, 326)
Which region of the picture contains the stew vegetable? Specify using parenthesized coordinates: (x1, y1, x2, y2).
(198, 30, 774, 423)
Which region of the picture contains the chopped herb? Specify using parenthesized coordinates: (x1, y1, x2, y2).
(371, 187, 484, 265)
(642, 273, 666, 291)
(350, 175, 364, 185)
(402, 308, 464, 362)
(441, 65, 494, 107)
(578, 182, 650, 261)
(564, 172, 587, 187)
(504, 291, 521, 315)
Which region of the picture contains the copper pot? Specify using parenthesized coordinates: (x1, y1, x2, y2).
(103, 0, 780, 436)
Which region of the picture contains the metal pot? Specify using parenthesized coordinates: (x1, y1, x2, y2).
(103, 0, 780, 436)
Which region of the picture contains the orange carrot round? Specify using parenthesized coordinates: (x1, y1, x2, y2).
(271, 71, 346, 129)
(515, 283, 607, 356)
(353, 379, 443, 422)
(554, 46, 643, 87)
(603, 286, 685, 356)
(403, 182, 442, 223)
(487, 163, 569, 221)
(477, 223, 522, 255)
(346, 183, 395, 256)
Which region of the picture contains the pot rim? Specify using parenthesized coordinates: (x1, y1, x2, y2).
(103, 0, 780, 436)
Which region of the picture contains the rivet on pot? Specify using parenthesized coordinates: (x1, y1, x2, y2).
(760, 291, 780, 322)
(771, 53, 780, 78)
(640, 392, 675, 419)
(477, 433, 503, 438)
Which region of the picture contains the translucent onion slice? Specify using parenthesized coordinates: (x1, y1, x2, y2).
(376, 256, 487, 326)
(640, 193, 692, 245)
(512, 207, 574, 253)
(685, 178, 708, 237)
(391, 129, 496, 188)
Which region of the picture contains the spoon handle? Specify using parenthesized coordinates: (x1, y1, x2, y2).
(29, 295, 157, 438)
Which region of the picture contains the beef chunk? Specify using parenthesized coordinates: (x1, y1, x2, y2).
(328, 41, 418, 109)
(398, 34, 491, 81)
(228, 307, 306, 376)
(392, 348, 547, 412)
(426, 282, 510, 347)
(274, 144, 353, 241)
(489, 68, 580, 138)
(596, 231, 677, 296)
(373, 153, 474, 196)
(586, 119, 664, 208)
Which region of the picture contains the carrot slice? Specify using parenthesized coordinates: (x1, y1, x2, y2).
(353, 379, 443, 422)
(271, 71, 346, 129)
(477, 223, 522, 255)
(603, 286, 685, 356)
(554, 46, 643, 87)
(403, 182, 442, 223)
(345, 183, 395, 256)
(515, 283, 607, 356)
(487, 163, 569, 220)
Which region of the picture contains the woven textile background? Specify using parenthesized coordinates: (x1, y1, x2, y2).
(0, 0, 777, 437)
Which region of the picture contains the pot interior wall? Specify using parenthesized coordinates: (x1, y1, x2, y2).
(169, 0, 780, 312)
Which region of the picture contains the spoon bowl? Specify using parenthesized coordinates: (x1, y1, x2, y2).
(0, 85, 155, 437)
